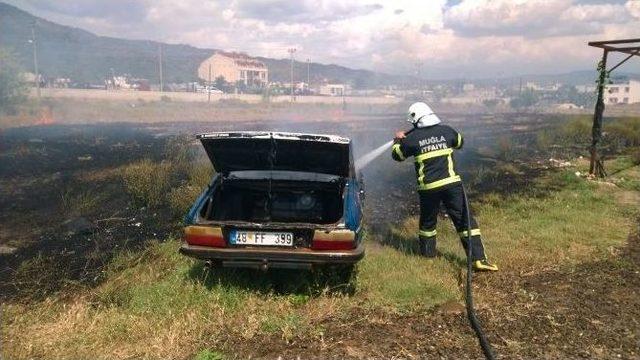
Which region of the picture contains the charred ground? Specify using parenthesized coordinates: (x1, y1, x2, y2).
(1, 111, 639, 359)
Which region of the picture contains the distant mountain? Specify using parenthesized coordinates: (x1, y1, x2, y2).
(0, 2, 416, 87)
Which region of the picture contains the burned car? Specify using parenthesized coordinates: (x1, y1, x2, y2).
(179, 131, 364, 270)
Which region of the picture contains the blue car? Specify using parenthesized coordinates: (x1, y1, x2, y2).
(179, 131, 365, 271)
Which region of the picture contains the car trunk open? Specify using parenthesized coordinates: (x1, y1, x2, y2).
(197, 132, 352, 225)
(200, 172, 345, 225)
(198, 132, 351, 177)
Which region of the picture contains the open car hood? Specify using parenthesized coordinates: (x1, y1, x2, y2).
(198, 131, 352, 177)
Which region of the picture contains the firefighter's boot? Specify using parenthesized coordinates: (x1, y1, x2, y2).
(419, 237, 437, 258)
(473, 259, 499, 272)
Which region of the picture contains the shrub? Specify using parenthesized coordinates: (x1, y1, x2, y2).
(535, 129, 554, 151)
(60, 188, 103, 216)
(495, 136, 516, 160)
(121, 159, 172, 208)
(168, 163, 213, 216)
(188, 162, 214, 188)
(163, 135, 196, 179)
(631, 147, 640, 166)
(0, 49, 28, 115)
(168, 185, 203, 216)
(561, 116, 591, 144)
(606, 118, 640, 149)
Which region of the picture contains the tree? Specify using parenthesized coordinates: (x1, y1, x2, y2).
(0, 49, 28, 114)
(213, 76, 229, 92)
(509, 89, 539, 109)
(482, 99, 499, 109)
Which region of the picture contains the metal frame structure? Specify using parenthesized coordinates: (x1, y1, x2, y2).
(587, 38, 640, 177)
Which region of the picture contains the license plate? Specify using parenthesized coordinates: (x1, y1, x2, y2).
(230, 231, 294, 247)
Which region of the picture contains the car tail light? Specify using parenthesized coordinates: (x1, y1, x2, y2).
(311, 230, 356, 250)
(184, 226, 226, 247)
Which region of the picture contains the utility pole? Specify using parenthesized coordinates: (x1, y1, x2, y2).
(110, 68, 115, 90)
(288, 48, 296, 102)
(31, 22, 40, 99)
(518, 77, 522, 94)
(306, 58, 310, 95)
(208, 63, 212, 103)
(158, 43, 164, 92)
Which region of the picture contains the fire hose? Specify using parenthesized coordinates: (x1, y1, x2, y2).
(461, 183, 496, 360)
(402, 126, 497, 359)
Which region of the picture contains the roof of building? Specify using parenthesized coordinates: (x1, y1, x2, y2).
(215, 51, 267, 69)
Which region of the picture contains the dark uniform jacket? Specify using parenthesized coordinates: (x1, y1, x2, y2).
(391, 124, 463, 191)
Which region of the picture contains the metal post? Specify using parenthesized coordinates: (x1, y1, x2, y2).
(31, 23, 40, 99)
(208, 64, 211, 103)
(288, 48, 296, 102)
(158, 43, 164, 92)
(306, 58, 310, 95)
(590, 49, 608, 177)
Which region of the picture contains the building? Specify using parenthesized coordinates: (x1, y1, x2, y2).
(198, 52, 268, 87)
(555, 103, 581, 110)
(604, 79, 640, 104)
(319, 83, 349, 96)
(525, 81, 561, 92)
(576, 84, 596, 93)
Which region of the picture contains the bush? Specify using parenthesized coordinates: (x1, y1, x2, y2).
(535, 129, 554, 150)
(122, 159, 172, 208)
(168, 163, 213, 216)
(163, 135, 196, 179)
(561, 116, 591, 144)
(495, 136, 516, 160)
(0, 49, 28, 115)
(509, 90, 539, 109)
(631, 148, 640, 166)
(168, 184, 203, 216)
(607, 118, 640, 149)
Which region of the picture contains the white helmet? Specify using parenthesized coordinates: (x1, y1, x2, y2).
(407, 102, 440, 127)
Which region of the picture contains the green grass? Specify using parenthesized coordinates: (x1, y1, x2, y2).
(193, 349, 226, 360)
(357, 244, 460, 311)
(3, 164, 639, 359)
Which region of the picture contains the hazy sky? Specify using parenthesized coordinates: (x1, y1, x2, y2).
(7, 0, 640, 78)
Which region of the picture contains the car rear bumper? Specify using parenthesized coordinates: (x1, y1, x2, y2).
(179, 242, 365, 270)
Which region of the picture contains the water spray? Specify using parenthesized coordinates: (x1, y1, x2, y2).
(354, 127, 416, 172)
(354, 140, 394, 171)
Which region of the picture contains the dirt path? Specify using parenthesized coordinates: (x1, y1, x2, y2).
(235, 233, 640, 359)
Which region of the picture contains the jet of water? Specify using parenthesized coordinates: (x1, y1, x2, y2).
(354, 140, 394, 172)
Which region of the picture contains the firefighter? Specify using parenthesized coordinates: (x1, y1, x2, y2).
(392, 102, 498, 271)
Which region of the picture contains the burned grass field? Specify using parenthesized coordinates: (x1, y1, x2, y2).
(1, 113, 639, 359)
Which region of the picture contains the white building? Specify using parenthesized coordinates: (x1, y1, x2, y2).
(319, 83, 349, 96)
(576, 84, 596, 93)
(198, 52, 268, 87)
(604, 80, 640, 104)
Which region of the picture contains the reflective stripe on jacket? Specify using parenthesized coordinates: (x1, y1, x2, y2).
(391, 124, 464, 191)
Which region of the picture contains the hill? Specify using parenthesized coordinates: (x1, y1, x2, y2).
(0, 2, 414, 87)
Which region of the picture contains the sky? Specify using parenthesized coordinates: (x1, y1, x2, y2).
(7, 0, 640, 79)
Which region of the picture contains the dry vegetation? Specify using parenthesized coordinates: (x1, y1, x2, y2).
(2, 114, 640, 359)
(3, 160, 638, 359)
